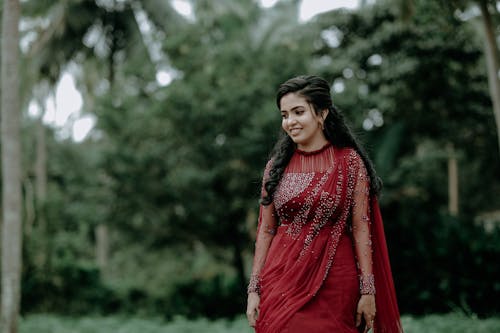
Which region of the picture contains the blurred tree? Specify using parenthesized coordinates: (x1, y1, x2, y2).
(94, 0, 317, 312)
(1, 0, 23, 332)
(21, 0, 151, 276)
(310, 0, 499, 314)
(475, 0, 500, 154)
(12, 0, 500, 319)
(398, 0, 500, 154)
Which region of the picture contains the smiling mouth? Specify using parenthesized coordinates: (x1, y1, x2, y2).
(290, 128, 301, 135)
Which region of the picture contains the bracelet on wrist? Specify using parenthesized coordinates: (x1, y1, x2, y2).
(359, 273, 376, 295)
(247, 274, 261, 295)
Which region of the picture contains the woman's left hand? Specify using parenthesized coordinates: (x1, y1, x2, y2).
(356, 294, 376, 332)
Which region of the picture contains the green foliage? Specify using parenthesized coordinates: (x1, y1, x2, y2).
(22, 259, 118, 315)
(17, 0, 500, 320)
(93, 1, 316, 315)
(20, 315, 254, 333)
(309, 0, 500, 315)
(19, 313, 500, 333)
(401, 313, 500, 333)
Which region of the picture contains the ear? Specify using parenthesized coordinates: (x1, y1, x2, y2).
(318, 109, 329, 130)
(321, 108, 329, 120)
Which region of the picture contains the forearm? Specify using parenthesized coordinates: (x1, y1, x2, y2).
(352, 157, 375, 295)
(248, 228, 275, 294)
(248, 160, 277, 294)
(353, 217, 375, 294)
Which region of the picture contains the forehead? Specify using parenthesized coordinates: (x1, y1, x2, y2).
(280, 93, 309, 111)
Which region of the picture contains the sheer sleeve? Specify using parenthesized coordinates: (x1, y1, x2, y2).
(352, 155, 376, 295)
(248, 161, 278, 295)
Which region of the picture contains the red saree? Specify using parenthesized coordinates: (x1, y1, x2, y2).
(250, 144, 402, 333)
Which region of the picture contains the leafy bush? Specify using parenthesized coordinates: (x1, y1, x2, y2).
(22, 259, 119, 315)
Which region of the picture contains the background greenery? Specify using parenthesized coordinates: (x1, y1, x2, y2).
(18, 313, 500, 333)
(3, 0, 500, 327)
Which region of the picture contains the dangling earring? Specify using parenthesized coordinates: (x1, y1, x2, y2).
(319, 115, 326, 130)
(320, 111, 327, 130)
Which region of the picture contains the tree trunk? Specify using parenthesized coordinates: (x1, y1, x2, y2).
(95, 224, 109, 277)
(35, 117, 47, 218)
(23, 179, 35, 236)
(478, 0, 500, 155)
(1, 0, 23, 332)
(35, 114, 49, 270)
(447, 144, 459, 217)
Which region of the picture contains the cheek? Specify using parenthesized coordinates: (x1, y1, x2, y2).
(282, 119, 287, 131)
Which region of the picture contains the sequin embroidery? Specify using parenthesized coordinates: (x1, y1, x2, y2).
(274, 173, 315, 210)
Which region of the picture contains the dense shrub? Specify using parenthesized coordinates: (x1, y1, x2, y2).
(385, 201, 500, 316)
(22, 260, 119, 315)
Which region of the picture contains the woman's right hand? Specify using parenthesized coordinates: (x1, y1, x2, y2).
(246, 292, 260, 327)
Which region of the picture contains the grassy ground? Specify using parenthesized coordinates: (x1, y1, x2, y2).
(20, 313, 500, 333)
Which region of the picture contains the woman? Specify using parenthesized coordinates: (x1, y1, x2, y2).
(246, 75, 403, 333)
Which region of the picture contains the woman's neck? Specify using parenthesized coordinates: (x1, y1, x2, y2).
(297, 138, 330, 152)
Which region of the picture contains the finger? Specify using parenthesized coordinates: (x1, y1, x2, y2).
(355, 312, 362, 326)
(364, 317, 374, 333)
(246, 313, 254, 326)
(366, 320, 373, 333)
(246, 310, 253, 321)
(364, 313, 372, 325)
(247, 309, 258, 327)
(363, 314, 371, 332)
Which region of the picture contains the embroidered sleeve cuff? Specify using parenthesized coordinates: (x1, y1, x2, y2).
(247, 274, 261, 295)
(359, 273, 376, 295)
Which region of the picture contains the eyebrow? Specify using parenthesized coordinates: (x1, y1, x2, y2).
(280, 105, 306, 113)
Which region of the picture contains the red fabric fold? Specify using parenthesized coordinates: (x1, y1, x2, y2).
(371, 196, 404, 333)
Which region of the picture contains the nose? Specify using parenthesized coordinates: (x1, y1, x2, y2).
(286, 115, 298, 127)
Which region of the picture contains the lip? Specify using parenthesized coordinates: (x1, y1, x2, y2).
(289, 128, 301, 135)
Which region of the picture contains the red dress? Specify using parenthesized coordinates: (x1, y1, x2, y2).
(250, 144, 402, 333)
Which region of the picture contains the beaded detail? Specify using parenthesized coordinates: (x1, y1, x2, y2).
(247, 274, 261, 295)
(274, 173, 315, 210)
(285, 168, 332, 239)
(320, 151, 358, 284)
(360, 273, 376, 295)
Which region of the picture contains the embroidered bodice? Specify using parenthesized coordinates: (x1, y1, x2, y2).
(249, 144, 375, 295)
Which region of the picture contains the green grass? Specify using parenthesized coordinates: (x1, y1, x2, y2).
(20, 313, 500, 333)
(20, 315, 253, 333)
(401, 313, 500, 333)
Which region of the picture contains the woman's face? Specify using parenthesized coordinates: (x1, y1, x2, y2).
(280, 93, 327, 151)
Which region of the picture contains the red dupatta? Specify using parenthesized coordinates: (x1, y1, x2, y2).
(370, 196, 403, 333)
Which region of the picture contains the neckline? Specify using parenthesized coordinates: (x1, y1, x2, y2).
(295, 142, 332, 156)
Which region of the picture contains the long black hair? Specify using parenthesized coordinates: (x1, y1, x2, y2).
(261, 75, 382, 206)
